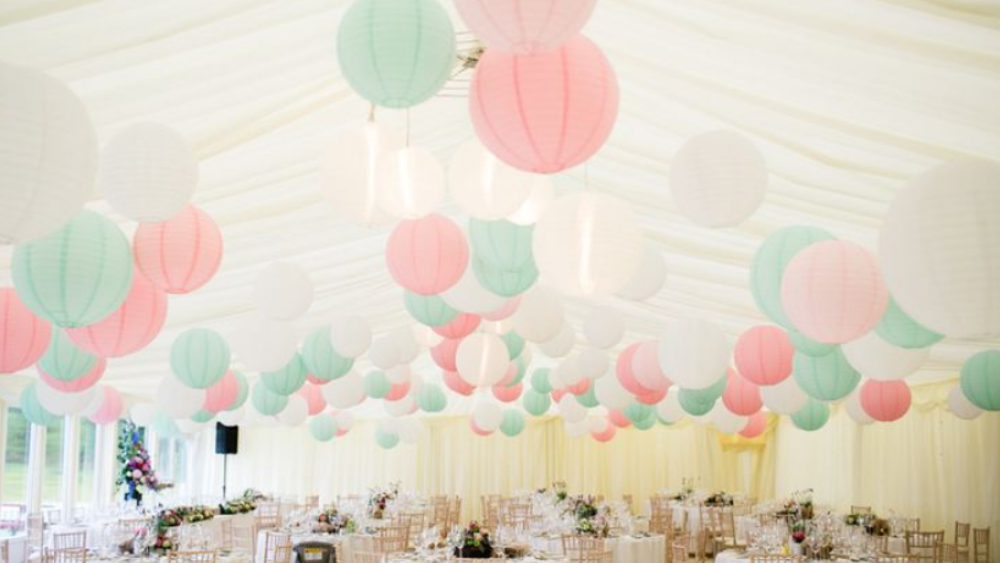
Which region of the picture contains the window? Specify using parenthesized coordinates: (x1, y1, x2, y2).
(155, 435, 188, 486)
(3, 407, 30, 503)
(76, 418, 97, 504)
(42, 416, 64, 504)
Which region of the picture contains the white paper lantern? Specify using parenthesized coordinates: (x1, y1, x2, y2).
(36, 381, 97, 416)
(99, 122, 197, 222)
(510, 287, 564, 342)
(385, 396, 417, 417)
(330, 315, 372, 358)
(391, 326, 420, 364)
(447, 139, 534, 219)
(321, 371, 366, 409)
(254, 262, 313, 320)
(616, 247, 668, 301)
(375, 147, 444, 219)
(473, 400, 503, 431)
(217, 407, 245, 426)
(656, 390, 686, 423)
(457, 333, 509, 387)
(454, 0, 597, 55)
(277, 395, 308, 426)
(947, 385, 983, 420)
(412, 325, 442, 348)
(551, 360, 579, 390)
(333, 410, 355, 432)
(557, 394, 587, 423)
(583, 306, 625, 349)
(0, 64, 98, 244)
(668, 130, 767, 228)
(709, 403, 747, 435)
(506, 178, 554, 226)
(657, 319, 730, 389)
(760, 376, 808, 415)
(231, 316, 297, 372)
(879, 160, 1000, 338)
(538, 322, 575, 358)
(320, 122, 404, 227)
(534, 193, 644, 296)
(844, 390, 874, 425)
(577, 348, 610, 380)
(369, 336, 400, 370)
(842, 331, 930, 380)
(595, 375, 632, 410)
(440, 265, 508, 313)
(130, 403, 157, 426)
(157, 375, 206, 419)
(385, 364, 412, 384)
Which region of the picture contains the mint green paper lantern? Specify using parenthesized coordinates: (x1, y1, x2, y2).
(12, 210, 133, 328)
(750, 225, 835, 329)
(523, 388, 550, 416)
(170, 328, 230, 389)
(416, 383, 448, 412)
(39, 330, 97, 381)
(501, 331, 525, 360)
(473, 257, 538, 297)
(500, 409, 525, 437)
(191, 410, 215, 423)
(301, 326, 354, 382)
(262, 354, 308, 396)
(309, 414, 337, 442)
(337, 0, 457, 108)
(791, 398, 829, 431)
(531, 368, 553, 394)
(633, 411, 657, 431)
(876, 298, 944, 350)
(575, 385, 599, 408)
(788, 328, 836, 358)
(960, 350, 1000, 411)
(252, 381, 288, 416)
(678, 375, 726, 416)
(228, 371, 249, 411)
(469, 219, 535, 271)
(793, 348, 860, 402)
(404, 292, 458, 327)
(20, 383, 60, 426)
(510, 356, 528, 385)
(364, 370, 392, 399)
(623, 402, 654, 424)
(375, 427, 400, 449)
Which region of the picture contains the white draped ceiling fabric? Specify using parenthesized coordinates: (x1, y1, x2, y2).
(1, 0, 999, 417)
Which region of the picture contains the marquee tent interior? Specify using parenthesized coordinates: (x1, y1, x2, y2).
(0, 0, 999, 561)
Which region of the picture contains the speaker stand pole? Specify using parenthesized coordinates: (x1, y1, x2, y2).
(222, 454, 228, 500)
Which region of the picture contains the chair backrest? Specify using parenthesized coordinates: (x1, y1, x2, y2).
(27, 513, 44, 547)
(1, 539, 9, 563)
(877, 555, 917, 563)
(303, 495, 319, 510)
(375, 524, 409, 554)
(232, 522, 258, 558)
(167, 550, 217, 563)
(955, 523, 971, 549)
(900, 518, 922, 534)
(748, 555, 802, 563)
(48, 548, 86, 563)
(907, 530, 945, 563)
(972, 528, 990, 563)
(217, 518, 233, 550)
(262, 531, 292, 563)
(53, 531, 86, 551)
(563, 535, 606, 561)
(672, 536, 690, 563)
(448, 497, 462, 532)
(852, 506, 873, 515)
(622, 494, 633, 513)
(352, 553, 386, 563)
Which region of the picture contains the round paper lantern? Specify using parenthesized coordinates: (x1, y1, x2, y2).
(709, 403, 747, 435)
(329, 315, 372, 358)
(655, 391, 685, 424)
(13, 210, 133, 328)
(0, 288, 51, 373)
(320, 122, 404, 227)
(875, 297, 943, 349)
(301, 326, 354, 382)
(470, 35, 618, 174)
(759, 376, 808, 415)
(430, 338, 461, 372)
(591, 418, 617, 442)
(395, 328, 424, 365)
(158, 375, 207, 419)
(170, 328, 230, 389)
(232, 316, 298, 372)
(443, 369, 476, 396)
(733, 325, 793, 387)
(860, 379, 911, 422)
(668, 130, 767, 228)
(617, 247, 667, 301)
(440, 265, 508, 313)
(531, 368, 553, 394)
(500, 409, 526, 437)
(879, 160, 1000, 338)
(842, 331, 929, 380)
(433, 313, 481, 340)
(374, 147, 445, 218)
(252, 381, 288, 416)
(0, 64, 97, 244)
(385, 379, 412, 403)
(254, 262, 313, 320)
(632, 410, 657, 431)
(533, 193, 643, 296)
(129, 403, 157, 426)
(722, 369, 763, 416)
(739, 412, 767, 439)
(615, 342, 651, 396)
(448, 140, 536, 219)
(20, 383, 60, 426)
(375, 427, 401, 449)
(36, 380, 97, 416)
(493, 382, 523, 403)
(364, 371, 392, 399)
(678, 375, 726, 416)
(631, 341, 670, 392)
(506, 179, 554, 226)
(658, 318, 730, 389)
(522, 388, 551, 416)
(469, 419, 493, 437)
(386, 363, 412, 385)
(337, 0, 456, 108)
(38, 330, 98, 382)
(538, 322, 575, 358)
(500, 331, 526, 360)
(481, 296, 522, 322)
(607, 410, 631, 429)
(557, 394, 587, 423)
(960, 350, 1000, 411)
(190, 410, 215, 424)
(793, 349, 861, 402)
(473, 400, 504, 431)
(386, 214, 468, 295)
(415, 383, 447, 412)
(575, 384, 599, 408)
(623, 402, 654, 425)
(133, 204, 223, 294)
(227, 371, 250, 411)
(309, 413, 337, 442)
(369, 336, 400, 370)
(787, 328, 836, 358)
(456, 333, 509, 388)
(472, 256, 538, 297)
(791, 399, 830, 432)
(583, 306, 625, 349)
(510, 287, 564, 342)
(100, 122, 197, 222)
(277, 395, 308, 426)
(39, 356, 104, 393)
(750, 225, 836, 329)
(454, 0, 596, 55)
(404, 292, 457, 327)
(782, 241, 888, 344)
(88, 386, 124, 425)
(202, 370, 240, 412)
(262, 354, 308, 396)
(65, 268, 167, 357)
(321, 371, 367, 409)
(469, 219, 535, 272)
(844, 390, 874, 425)
(948, 385, 983, 420)
(577, 348, 610, 381)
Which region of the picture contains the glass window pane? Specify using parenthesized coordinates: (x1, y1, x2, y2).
(76, 419, 97, 504)
(42, 417, 65, 504)
(3, 407, 31, 503)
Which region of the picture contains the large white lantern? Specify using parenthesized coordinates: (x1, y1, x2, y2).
(447, 139, 534, 219)
(557, 394, 587, 423)
(947, 385, 982, 420)
(320, 122, 404, 227)
(616, 247, 667, 301)
(473, 400, 503, 431)
(456, 333, 509, 387)
(510, 287, 564, 342)
(157, 375, 206, 419)
(594, 374, 632, 410)
(538, 322, 575, 358)
(375, 147, 444, 219)
(506, 178, 554, 226)
(321, 370, 366, 409)
(657, 319, 730, 389)
(583, 306, 625, 349)
(276, 395, 308, 426)
(844, 390, 874, 425)
(759, 376, 807, 415)
(842, 331, 930, 380)
(440, 265, 508, 314)
(36, 380, 98, 416)
(254, 262, 313, 320)
(656, 390, 686, 423)
(330, 315, 372, 358)
(231, 316, 298, 372)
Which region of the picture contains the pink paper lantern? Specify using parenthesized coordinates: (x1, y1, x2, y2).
(203, 370, 240, 412)
(336, 428, 350, 437)
(497, 362, 518, 387)
(631, 341, 671, 392)
(860, 379, 912, 422)
(616, 342, 653, 396)
(386, 214, 468, 296)
(781, 241, 889, 344)
(722, 368, 763, 416)
(65, 269, 168, 357)
(566, 377, 590, 396)
(133, 204, 223, 294)
(431, 338, 462, 371)
(469, 34, 619, 174)
(297, 382, 326, 416)
(443, 370, 476, 396)
(306, 373, 330, 386)
(432, 313, 480, 339)
(636, 385, 668, 406)
(492, 382, 523, 403)
(38, 358, 106, 392)
(739, 412, 767, 439)
(385, 381, 411, 402)
(734, 325, 794, 386)
(454, 0, 597, 55)
(607, 409, 631, 428)
(0, 287, 51, 373)
(469, 418, 494, 437)
(591, 420, 617, 443)
(550, 387, 568, 403)
(88, 387, 124, 425)
(481, 296, 522, 321)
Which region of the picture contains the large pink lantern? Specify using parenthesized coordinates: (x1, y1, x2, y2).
(616, 342, 652, 396)
(133, 204, 223, 294)
(860, 379, 911, 422)
(443, 370, 476, 396)
(493, 382, 523, 403)
(722, 368, 763, 416)
(298, 382, 326, 415)
(203, 370, 240, 412)
(431, 338, 461, 371)
(636, 385, 668, 406)
(386, 214, 468, 295)
(385, 381, 411, 402)
(591, 418, 617, 443)
(454, 0, 597, 55)
(0, 287, 51, 373)
(65, 269, 167, 357)
(39, 357, 106, 392)
(480, 296, 522, 321)
(631, 341, 671, 392)
(432, 313, 480, 339)
(739, 412, 767, 439)
(734, 325, 793, 386)
(469, 35, 619, 174)
(88, 387, 124, 425)
(781, 241, 888, 344)
(607, 409, 631, 428)
(469, 418, 494, 437)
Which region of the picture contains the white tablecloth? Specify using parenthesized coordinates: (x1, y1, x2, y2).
(531, 534, 666, 563)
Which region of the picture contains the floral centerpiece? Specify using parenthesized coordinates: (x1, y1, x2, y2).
(453, 521, 493, 559)
(151, 506, 215, 553)
(367, 482, 400, 520)
(844, 512, 889, 536)
(117, 421, 171, 504)
(791, 521, 807, 544)
(315, 507, 356, 534)
(566, 495, 611, 537)
(777, 489, 814, 520)
(551, 481, 569, 503)
(220, 489, 262, 515)
(703, 491, 733, 506)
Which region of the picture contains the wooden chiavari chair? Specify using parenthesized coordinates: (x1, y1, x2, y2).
(52, 531, 86, 551)
(749, 555, 802, 563)
(870, 534, 890, 554)
(431, 499, 450, 536)
(26, 513, 44, 555)
(303, 495, 319, 510)
(45, 548, 87, 563)
(852, 506, 873, 515)
(876, 556, 917, 563)
(167, 550, 218, 563)
(262, 531, 292, 563)
(232, 522, 258, 558)
(953, 523, 971, 563)
(563, 535, 610, 563)
(448, 497, 462, 533)
(255, 502, 281, 530)
(943, 543, 960, 563)
(697, 505, 722, 563)
(1, 540, 9, 563)
(972, 528, 989, 563)
(716, 508, 745, 552)
(217, 518, 234, 550)
(900, 518, 922, 534)
(907, 531, 945, 563)
(672, 536, 691, 563)
(374, 524, 408, 554)
(480, 495, 501, 531)
(499, 502, 532, 532)
(352, 553, 386, 563)
(622, 494, 634, 514)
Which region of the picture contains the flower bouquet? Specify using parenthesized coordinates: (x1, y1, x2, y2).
(219, 498, 256, 515)
(117, 421, 172, 504)
(367, 482, 400, 520)
(703, 492, 733, 507)
(791, 522, 807, 544)
(315, 507, 355, 534)
(453, 521, 493, 559)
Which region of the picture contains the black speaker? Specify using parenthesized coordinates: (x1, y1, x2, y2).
(215, 423, 239, 455)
